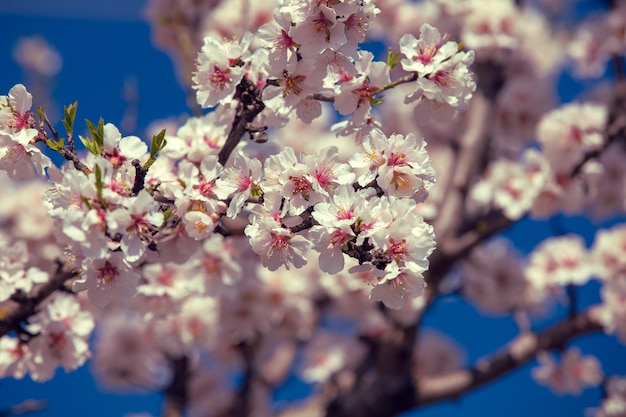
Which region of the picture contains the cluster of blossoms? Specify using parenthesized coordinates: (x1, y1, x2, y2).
(532, 347, 603, 395)
(2, 0, 626, 416)
(468, 97, 615, 222)
(192, 1, 475, 133)
(593, 376, 626, 417)
(0, 294, 94, 382)
(0, 84, 55, 180)
(0, 0, 470, 385)
(460, 222, 626, 351)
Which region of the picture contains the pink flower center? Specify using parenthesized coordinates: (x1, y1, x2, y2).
(204, 134, 221, 149)
(157, 270, 174, 286)
(130, 214, 151, 233)
(105, 147, 126, 168)
(389, 237, 408, 258)
(431, 70, 453, 87)
(336, 207, 354, 221)
(50, 332, 67, 351)
(312, 12, 333, 42)
(203, 255, 221, 273)
(278, 29, 295, 49)
(561, 256, 579, 269)
(339, 70, 353, 83)
(388, 152, 408, 167)
(98, 261, 119, 284)
(354, 81, 377, 100)
(289, 175, 313, 198)
(270, 233, 290, 251)
(314, 168, 333, 187)
(211, 66, 231, 90)
(237, 175, 253, 191)
(414, 46, 436, 65)
(199, 180, 216, 197)
(109, 178, 126, 195)
(281, 72, 306, 96)
(330, 229, 350, 246)
(7, 111, 34, 131)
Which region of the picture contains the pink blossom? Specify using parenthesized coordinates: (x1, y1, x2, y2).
(532, 348, 603, 395)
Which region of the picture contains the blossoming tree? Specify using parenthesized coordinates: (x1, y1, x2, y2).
(1, 0, 626, 417)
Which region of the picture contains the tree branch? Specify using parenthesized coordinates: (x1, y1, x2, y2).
(415, 306, 603, 406)
(325, 306, 603, 417)
(218, 77, 266, 166)
(434, 92, 491, 245)
(162, 356, 190, 417)
(0, 268, 78, 338)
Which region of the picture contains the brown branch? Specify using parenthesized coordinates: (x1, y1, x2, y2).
(438, 210, 513, 263)
(310, 72, 420, 104)
(415, 306, 603, 406)
(325, 306, 603, 417)
(571, 81, 626, 177)
(218, 77, 266, 166)
(162, 356, 190, 417)
(232, 338, 270, 417)
(0, 268, 78, 338)
(132, 159, 148, 196)
(433, 92, 491, 245)
(0, 399, 47, 417)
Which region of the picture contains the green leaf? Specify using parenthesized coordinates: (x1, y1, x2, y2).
(45, 138, 58, 150)
(370, 96, 384, 107)
(94, 164, 104, 202)
(96, 117, 104, 148)
(78, 135, 99, 155)
(162, 208, 173, 224)
(84, 117, 104, 155)
(387, 48, 401, 70)
(150, 128, 167, 158)
(62, 102, 78, 136)
(143, 128, 167, 171)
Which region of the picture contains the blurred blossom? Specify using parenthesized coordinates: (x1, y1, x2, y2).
(413, 330, 465, 376)
(12, 36, 62, 77)
(532, 347, 603, 395)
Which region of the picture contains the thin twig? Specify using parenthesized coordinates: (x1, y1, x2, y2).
(218, 77, 266, 166)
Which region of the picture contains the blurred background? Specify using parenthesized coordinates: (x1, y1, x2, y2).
(0, 1, 625, 417)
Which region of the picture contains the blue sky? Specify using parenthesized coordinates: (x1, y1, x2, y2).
(1, 2, 625, 417)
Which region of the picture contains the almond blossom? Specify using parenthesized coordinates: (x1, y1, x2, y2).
(0, 84, 54, 179)
(263, 58, 325, 122)
(258, 13, 299, 73)
(469, 149, 548, 220)
(75, 252, 141, 308)
(0, 337, 30, 379)
(192, 33, 252, 108)
(537, 102, 607, 174)
(107, 190, 164, 264)
(399, 23, 459, 76)
(532, 348, 603, 395)
(349, 129, 435, 201)
(399, 23, 476, 122)
(462, 238, 543, 314)
(333, 51, 390, 118)
(593, 376, 626, 417)
(214, 150, 263, 218)
(7, 0, 626, 414)
(26, 294, 94, 381)
(525, 235, 594, 291)
(245, 192, 310, 271)
(290, 4, 347, 58)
